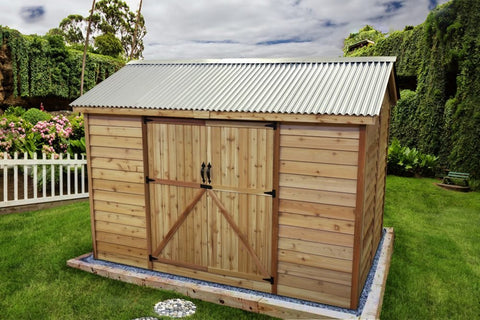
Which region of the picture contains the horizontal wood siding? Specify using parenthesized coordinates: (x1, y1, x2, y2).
(88, 115, 147, 268)
(358, 92, 391, 295)
(277, 124, 359, 308)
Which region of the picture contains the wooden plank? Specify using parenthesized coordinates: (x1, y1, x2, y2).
(93, 190, 145, 206)
(277, 273, 351, 298)
(280, 124, 359, 139)
(95, 211, 146, 228)
(96, 251, 148, 268)
(277, 261, 351, 286)
(91, 168, 144, 184)
(90, 146, 144, 161)
(208, 189, 271, 279)
(95, 231, 147, 249)
(96, 241, 148, 259)
(279, 212, 354, 235)
(90, 158, 144, 172)
(88, 115, 142, 127)
(278, 237, 353, 260)
(88, 125, 143, 138)
(278, 249, 352, 273)
(279, 199, 355, 221)
(270, 122, 280, 294)
(94, 200, 145, 217)
(77, 107, 377, 125)
(93, 179, 145, 195)
(350, 124, 366, 310)
(280, 186, 356, 207)
(280, 135, 359, 151)
(89, 135, 143, 149)
(84, 114, 98, 258)
(360, 228, 395, 319)
(280, 147, 358, 166)
(279, 173, 357, 194)
(152, 260, 272, 293)
(279, 225, 353, 248)
(280, 161, 357, 180)
(95, 220, 146, 239)
(152, 189, 206, 257)
(69, 253, 360, 318)
(277, 284, 350, 308)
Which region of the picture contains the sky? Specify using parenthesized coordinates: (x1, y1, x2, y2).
(0, 0, 450, 60)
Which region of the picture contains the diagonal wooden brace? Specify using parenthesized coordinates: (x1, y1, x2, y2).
(207, 189, 271, 279)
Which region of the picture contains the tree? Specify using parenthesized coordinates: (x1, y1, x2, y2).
(57, 0, 146, 59)
(93, 0, 146, 58)
(94, 32, 123, 57)
(59, 14, 87, 45)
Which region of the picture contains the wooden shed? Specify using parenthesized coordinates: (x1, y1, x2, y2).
(71, 57, 398, 310)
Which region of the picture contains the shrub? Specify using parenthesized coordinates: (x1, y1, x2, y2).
(23, 108, 51, 124)
(387, 138, 439, 177)
(4, 106, 26, 117)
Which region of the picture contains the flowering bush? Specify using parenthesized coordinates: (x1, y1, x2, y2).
(0, 107, 85, 158)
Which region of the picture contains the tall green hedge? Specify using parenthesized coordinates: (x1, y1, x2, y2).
(346, 0, 480, 178)
(0, 26, 124, 99)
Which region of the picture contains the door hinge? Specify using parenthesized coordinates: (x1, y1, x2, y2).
(200, 184, 213, 189)
(264, 190, 276, 198)
(146, 177, 155, 184)
(265, 122, 277, 130)
(149, 255, 158, 261)
(263, 276, 274, 284)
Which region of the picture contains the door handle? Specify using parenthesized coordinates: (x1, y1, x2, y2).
(201, 162, 206, 183)
(206, 162, 212, 184)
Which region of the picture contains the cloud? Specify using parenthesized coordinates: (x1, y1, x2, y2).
(0, 0, 451, 60)
(383, 1, 405, 13)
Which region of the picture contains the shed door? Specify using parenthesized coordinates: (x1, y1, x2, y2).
(147, 119, 275, 285)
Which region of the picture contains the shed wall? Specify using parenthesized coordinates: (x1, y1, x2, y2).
(358, 91, 391, 292)
(86, 114, 148, 268)
(276, 123, 359, 308)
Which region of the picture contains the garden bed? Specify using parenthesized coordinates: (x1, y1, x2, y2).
(68, 228, 394, 319)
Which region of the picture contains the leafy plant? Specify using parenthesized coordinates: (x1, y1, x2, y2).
(345, 0, 480, 179)
(68, 136, 86, 155)
(23, 108, 52, 125)
(388, 138, 439, 177)
(4, 106, 26, 117)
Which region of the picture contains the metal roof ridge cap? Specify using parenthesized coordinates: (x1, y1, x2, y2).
(125, 56, 397, 65)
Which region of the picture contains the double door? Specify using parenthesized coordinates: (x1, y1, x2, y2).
(146, 118, 275, 288)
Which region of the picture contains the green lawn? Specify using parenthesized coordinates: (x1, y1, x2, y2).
(0, 202, 272, 319)
(0, 177, 478, 319)
(382, 176, 480, 319)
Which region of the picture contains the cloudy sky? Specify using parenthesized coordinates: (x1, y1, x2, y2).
(1, 0, 449, 60)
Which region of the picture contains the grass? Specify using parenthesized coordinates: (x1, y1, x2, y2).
(382, 176, 480, 319)
(0, 177, 478, 319)
(0, 202, 272, 319)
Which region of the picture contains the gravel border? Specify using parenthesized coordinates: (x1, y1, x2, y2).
(82, 228, 387, 316)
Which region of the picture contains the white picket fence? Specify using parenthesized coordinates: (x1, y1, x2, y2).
(0, 152, 88, 208)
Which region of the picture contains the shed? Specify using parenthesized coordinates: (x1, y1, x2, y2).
(71, 57, 398, 310)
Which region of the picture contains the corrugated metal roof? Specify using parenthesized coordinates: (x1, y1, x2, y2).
(71, 57, 396, 117)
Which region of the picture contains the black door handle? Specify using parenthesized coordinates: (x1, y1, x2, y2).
(201, 162, 206, 183)
(206, 163, 212, 184)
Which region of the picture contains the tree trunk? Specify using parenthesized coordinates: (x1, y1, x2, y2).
(80, 0, 96, 95)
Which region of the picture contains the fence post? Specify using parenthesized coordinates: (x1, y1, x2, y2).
(67, 153, 71, 195)
(59, 153, 64, 196)
(23, 152, 28, 200)
(33, 153, 37, 199)
(13, 152, 18, 201)
(2, 152, 7, 203)
(81, 154, 86, 194)
(51, 153, 55, 197)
